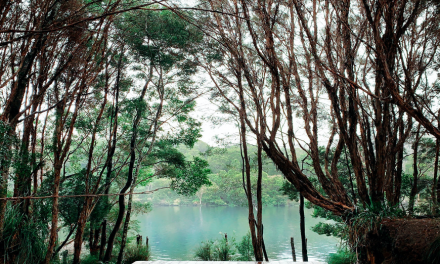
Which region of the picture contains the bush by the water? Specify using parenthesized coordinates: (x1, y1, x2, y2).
(123, 245, 150, 264)
(194, 236, 235, 261)
(194, 240, 216, 261)
(326, 248, 356, 264)
(235, 233, 254, 261)
(194, 233, 254, 261)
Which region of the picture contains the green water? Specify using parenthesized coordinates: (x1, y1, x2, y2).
(135, 205, 339, 262)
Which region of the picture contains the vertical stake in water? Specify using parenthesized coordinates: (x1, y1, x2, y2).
(146, 236, 149, 248)
(291, 237, 296, 262)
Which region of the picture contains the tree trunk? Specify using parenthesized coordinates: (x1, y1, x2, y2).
(103, 135, 136, 261)
(256, 142, 268, 261)
(99, 220, 107, 261)
(103, 66, 148, 261)
(409, 125, 421, 214)
(89, 225, 101, 256)
(72, 198, 92, 264)
(432, 137, 439, 215)
(300, 194, 308, 262)
(117, 164, 141, 264)
(99, 52, 122, 261)
(43, 82, 84, 264)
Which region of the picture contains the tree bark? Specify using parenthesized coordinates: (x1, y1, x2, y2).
(300, 194, 308, 261)
(99, 220, 107, 261)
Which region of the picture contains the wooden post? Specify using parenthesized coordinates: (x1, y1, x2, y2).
(136, 235, 140, 245)
(146, 236, 149, 248)
(291, 237, 296, 262)
(225, 233, 227, 241)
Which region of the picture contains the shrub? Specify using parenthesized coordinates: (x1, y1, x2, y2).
(194, 235, 236, 261)
(194, 240, 215, 260)
(80, 255, 100, 264)
(326, 248, 356, 264)
(123, 245, 150, 264)
(212, 236, 235, 261)
(235, 232, 253, 261)
(2, 203, 49, 264)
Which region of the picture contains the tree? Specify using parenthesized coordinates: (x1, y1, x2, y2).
(196, 0, 440, 262)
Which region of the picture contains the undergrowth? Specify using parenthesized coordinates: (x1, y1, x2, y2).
(326, 247, 356, 264)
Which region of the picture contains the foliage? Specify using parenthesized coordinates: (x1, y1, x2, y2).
(194, 235, 236, 261)
(347, 203, 406, 247)
(213, 236, 236, 261)
(194, 240, 215, 261)
(123, 245, 150, 264)
(425, 236, 440, 264)
(79, 254, 101, 264)
(326, 247, 356, 264)
(2, 203, 48, 264)
(170, 157, 211, 196)
(0, 121, 15, 175)
(280, 181, 299, 201)
(311, 222, 345, 238)
(235, 232, 254, 261)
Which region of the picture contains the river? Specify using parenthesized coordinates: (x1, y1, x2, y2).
(135, 205, 339, 262)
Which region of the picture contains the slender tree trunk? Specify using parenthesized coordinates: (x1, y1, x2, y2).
(239, 119, 262, 261)
(104, 69, 148, 261)
(433, 112, 440, 214)
(117, 163, 141, 264)
(256, 141, 268, 261)
(90, 226, 101, 256)
(72, 198, 92, 264)
(99, 220, 107, 260)
(99, 53, 122, 261)
(409, 125, 421, 214)
(103, 122, 137, 262)
(300, 193, 308, 261)
(72, 78, 108, 264)
(43, 83, 84, 264)
(432, 138, 439, 215)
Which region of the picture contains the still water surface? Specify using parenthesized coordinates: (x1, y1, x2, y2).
(136, 205, 339, 262)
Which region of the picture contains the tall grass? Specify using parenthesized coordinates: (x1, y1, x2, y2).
(2, 203, 48, 264)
